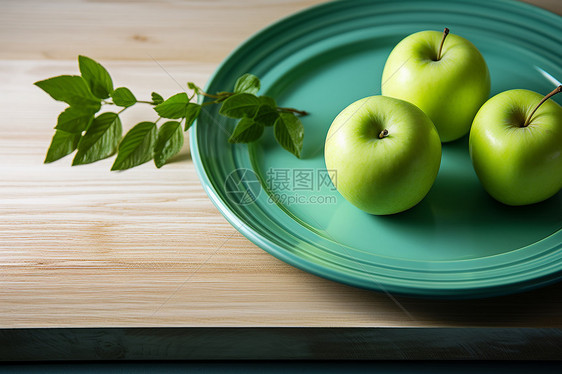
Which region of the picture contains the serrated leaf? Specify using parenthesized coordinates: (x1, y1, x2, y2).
(111, 121, 156, 171)
(228, 117, 264, 143)
(253, 104, 278, 127)
(219, 93, 260, 119)
(154, 121, 184, 168)
(55, 107, 93, 133)
(184, 103, 201, 131)
(34, 75, 101, 111)
(259, 96, 276, 107)
(154, 93, 189, 119)
(78, 55, 113, 99)
(72, 112, 122, 165)
(234, 73, 260, 95)
(44, 130, 81, 163)
(273, 112, 303, 158)
(111, 87, 137, 107)
(151, 92, 164, 105)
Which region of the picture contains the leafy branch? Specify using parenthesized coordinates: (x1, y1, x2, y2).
(36, 56, 308, 170)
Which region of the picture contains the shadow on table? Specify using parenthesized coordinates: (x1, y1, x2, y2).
(369, 281, 562, 327)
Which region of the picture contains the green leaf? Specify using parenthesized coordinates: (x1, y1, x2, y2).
(154, 93, 189, 119)
(259, 96, 276, 107)
(234, 73, 261, 95)
(34, 75, 101, 111)
(55, 107, 93, 133)
(44, 130, 81, 163)
(228, 117, 264, 143)
(72, 112, 122, 165)
(151, 92, 164, 105)
(215, 93, 230, 103)
(78, 55, 113, 99)
(273, 112, 304, 158)
(253, 104, 278, 127)
(219, 93, 260, 118)
(187, 82, 200, 94)
(154, 121, 184, 168)
(111, 87, 137, 107)
(184, 103, 201, 131)
(111, 121, 157, 171)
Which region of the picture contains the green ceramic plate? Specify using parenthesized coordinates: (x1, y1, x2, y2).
(190, 0, 562, 298)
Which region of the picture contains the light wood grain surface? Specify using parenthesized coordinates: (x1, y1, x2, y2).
(1, 0, 561, 328)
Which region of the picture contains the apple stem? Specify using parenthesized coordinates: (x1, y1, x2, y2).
(378, 129, 389, 139)
(437, 27, 449, 61)
(523, 85, 562, 127)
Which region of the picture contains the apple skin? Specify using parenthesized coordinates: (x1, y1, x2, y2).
(382, 30, 490, 142)
(324, 96, 441, 215)
(469, 89, 562, 206)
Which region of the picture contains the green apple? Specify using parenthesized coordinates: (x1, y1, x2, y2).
(469, 86, 562, 206)
(382, 28, 490, 142)
(324, 96, 441, 215)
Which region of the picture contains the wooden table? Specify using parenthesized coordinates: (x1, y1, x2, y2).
(1, 0, 561, 360)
